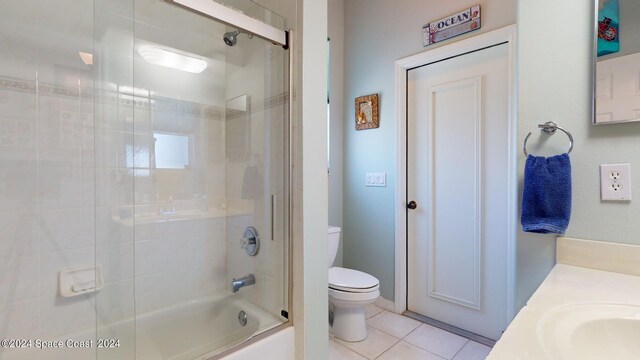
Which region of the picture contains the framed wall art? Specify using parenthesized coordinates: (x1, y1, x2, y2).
(354, 93, 379, 130)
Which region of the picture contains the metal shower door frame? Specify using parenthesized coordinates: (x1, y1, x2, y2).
(171, 0, 288, 47)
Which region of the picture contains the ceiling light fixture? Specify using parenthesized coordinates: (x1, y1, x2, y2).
(79, 51, 93, 65)
(137, 46, 207, 74)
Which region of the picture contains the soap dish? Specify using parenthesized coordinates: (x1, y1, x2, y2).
(58, 265, 104, 297)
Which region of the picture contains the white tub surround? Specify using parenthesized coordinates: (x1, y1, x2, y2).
(219, 327, 294, 360)
(0, 294, 282, 360)
(488, 237, 640, 359)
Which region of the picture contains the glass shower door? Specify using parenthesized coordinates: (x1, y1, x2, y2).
(0, 1, 99, 360)
(95, 0, 290, 359)
(0, 0, 289, 359)
(224, 15, 290, 337)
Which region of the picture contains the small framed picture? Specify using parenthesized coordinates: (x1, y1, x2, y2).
(354, 93, 379, 130)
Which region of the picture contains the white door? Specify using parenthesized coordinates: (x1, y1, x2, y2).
(407, 43, 510, 340)
(596, 52, 640, 123)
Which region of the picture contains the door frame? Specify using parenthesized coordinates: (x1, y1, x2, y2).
(394, 24, 517, 322)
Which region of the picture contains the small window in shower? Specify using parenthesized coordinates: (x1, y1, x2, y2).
(153, 132, 191, 169)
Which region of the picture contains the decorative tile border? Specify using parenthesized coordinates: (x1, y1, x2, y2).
(225, 92, 290, 121)
(0, 74, 288, 123)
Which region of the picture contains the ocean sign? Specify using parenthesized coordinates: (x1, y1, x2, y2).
(422, 5, 481, 47)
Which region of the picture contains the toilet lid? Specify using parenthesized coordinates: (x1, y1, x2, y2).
(329, 267, 379, 293)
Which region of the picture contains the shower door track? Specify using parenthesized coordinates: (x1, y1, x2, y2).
(171, 0, 288, 47)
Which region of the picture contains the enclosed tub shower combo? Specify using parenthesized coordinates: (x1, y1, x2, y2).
(0, 0, 292, 358)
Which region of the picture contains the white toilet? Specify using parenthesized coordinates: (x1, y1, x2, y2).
(328, 226, 380, 342)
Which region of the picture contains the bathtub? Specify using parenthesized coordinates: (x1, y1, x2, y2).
(0, 293, 284, 360)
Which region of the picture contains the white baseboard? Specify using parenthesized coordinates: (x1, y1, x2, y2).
(375, 296, 396, 313)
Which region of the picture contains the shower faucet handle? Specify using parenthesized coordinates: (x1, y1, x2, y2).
(240, 236, 256, 249)
(240, 227, 260, 256)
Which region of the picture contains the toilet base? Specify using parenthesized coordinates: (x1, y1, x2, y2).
(329, 298, 374, 342)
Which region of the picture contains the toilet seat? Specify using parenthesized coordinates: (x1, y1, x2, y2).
(329, 287, 380, 303)
(329, 267, 379, 293)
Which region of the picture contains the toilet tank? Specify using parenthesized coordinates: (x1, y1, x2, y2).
(328, 226, 341, 268)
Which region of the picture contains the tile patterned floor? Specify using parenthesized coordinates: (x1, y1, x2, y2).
(329, 305, 492, 360)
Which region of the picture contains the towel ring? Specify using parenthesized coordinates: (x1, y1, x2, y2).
(523, 121, 574, 157)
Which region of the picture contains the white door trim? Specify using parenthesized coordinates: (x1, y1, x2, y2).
(394, 24, 518, 322)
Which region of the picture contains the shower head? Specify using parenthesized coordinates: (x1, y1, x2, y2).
(223, 30, 254, 47)
(223, 31, 239, 46)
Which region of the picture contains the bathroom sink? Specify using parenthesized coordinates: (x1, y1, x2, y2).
(537, 303, 640, 360)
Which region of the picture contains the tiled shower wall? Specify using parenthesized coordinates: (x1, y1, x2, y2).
(0, 0, 99, 342)
(0, 0, 231, 346)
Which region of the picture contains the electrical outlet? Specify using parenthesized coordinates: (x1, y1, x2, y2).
(600, 163, 632, 201)
(609, 171, 622, 180)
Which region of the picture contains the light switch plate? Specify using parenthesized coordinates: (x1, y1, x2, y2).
(366, 173, 386, 187)
(600, 163, 632, 201)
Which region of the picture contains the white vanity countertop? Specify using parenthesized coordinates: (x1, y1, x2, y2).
(487, 263, 640, 360)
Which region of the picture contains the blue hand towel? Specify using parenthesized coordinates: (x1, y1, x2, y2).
(521, 153, 572, 234)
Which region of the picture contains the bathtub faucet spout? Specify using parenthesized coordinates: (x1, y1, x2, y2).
(231, 274, 255, 293)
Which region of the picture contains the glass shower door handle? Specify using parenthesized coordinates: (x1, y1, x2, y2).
(271, 194, 276, 241)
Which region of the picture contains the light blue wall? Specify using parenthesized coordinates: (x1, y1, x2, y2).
(515, 0, 640, 310)
(342, 0, 516, 301)
(341, 0, 640, 312)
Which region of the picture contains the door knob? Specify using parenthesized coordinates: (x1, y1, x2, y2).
(407, 201, 417, 210)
